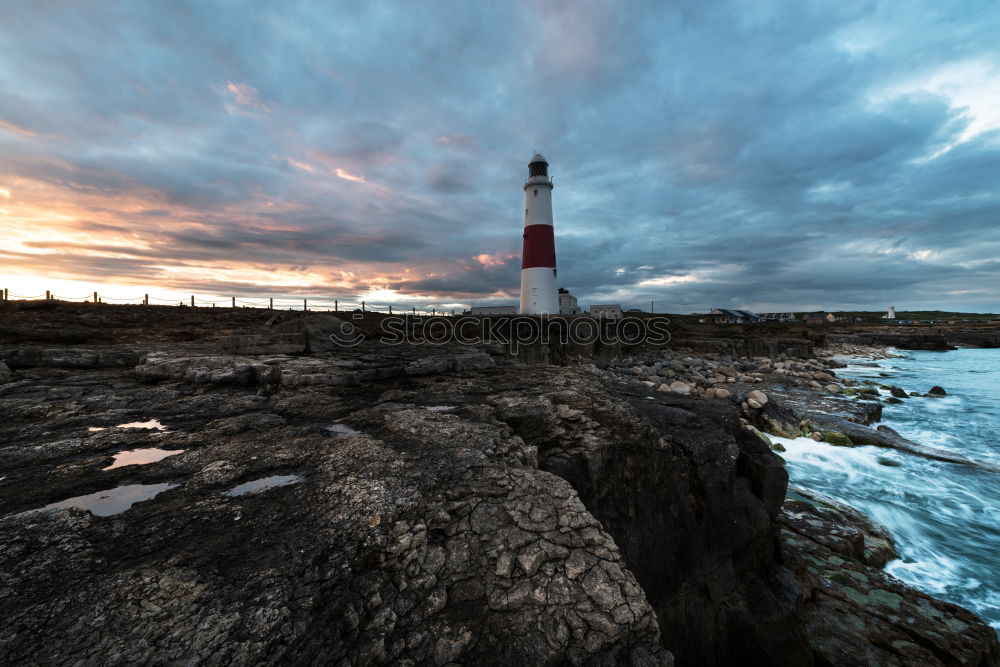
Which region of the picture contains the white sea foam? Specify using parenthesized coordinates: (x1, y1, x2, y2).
(776, 350, 1000, 633)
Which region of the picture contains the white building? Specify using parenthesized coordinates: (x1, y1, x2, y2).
(558, 288, 580, 315)
(883, 306, 896, 319)
(470, 306, 517, 315)
(519, 153, 559, 314)
(590, 304, 623, 320)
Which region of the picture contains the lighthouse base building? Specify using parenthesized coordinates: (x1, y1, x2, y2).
(519, 152, 559, 314)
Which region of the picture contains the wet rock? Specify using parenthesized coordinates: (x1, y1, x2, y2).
(1, 359, 675, 666)
(782, 489, 998, 666)
(0, 360, 10, 383)
(822, 431, 854, 447)
(927, 385, 947, 396)
(889, 386, 909, 399)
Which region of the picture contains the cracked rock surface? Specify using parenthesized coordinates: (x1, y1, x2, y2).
(1, 347, 671, 666)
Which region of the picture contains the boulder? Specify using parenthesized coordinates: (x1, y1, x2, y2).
(272, 314, 354, 353)
(714, 388, 731, 399)
(0, 360, 10, 383)
(823, 383, 842, 394)
(77, 313, 104, 327)
(822, 431, 854, 447)
(668, 381, 691, 395)
(220, 333, 306, 355)
(927, 386, 947, 396)
(889, 386, 908, 399)
(747, 389, 768, 406)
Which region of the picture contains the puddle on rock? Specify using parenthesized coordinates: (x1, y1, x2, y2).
(36, 483, 178, 517)
(425, 405, 456, 412)
(223, 474, 303, 497)
(88, 427, 107, 432)
(103, 448, 185, 470)
(326, 424, 359, 437)
(116, 419, 167, 431)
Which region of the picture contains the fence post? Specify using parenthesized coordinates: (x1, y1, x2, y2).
(269, 297, 273, 310)
(2, 288, 6, 302)
(144, 294, 149, 306)
(231, 296, 236, 309)
(190, 295, 194, 308)
(412, 307, 415, 315)
(362, 300, 366, 313)
(303, 299, 307, 311)
(334, 300, 338, 312)
(432, 308, 436, 316)
(46, 290, 50, 300)
(389, 305, 392, 314)
(93, 291, 98, 304)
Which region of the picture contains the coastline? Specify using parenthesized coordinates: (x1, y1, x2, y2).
(1, 303, 998, 665)
(780, 344, 1000, 636)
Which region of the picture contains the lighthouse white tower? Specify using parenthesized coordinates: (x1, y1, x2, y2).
(519, 152, 559, 314)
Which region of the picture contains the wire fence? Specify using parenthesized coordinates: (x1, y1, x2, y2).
(0, 288, 466, 316)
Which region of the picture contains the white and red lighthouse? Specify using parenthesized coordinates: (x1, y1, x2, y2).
(519, 152, 558, 314)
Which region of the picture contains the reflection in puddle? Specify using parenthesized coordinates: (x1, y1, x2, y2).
(223, 474, 303, 497)
(103, 448, 185, 470)
(116, 419, 167, 431)
(88, 420, 168, 433)
(425, 405, 456, 412)
(326, 424, 359, 437)
(36, 483, 178, 517)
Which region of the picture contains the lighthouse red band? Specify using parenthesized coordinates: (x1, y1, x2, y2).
(519, 152, 559, 314)
(521, 224, 556, 269)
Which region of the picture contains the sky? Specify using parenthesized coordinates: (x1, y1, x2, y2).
(1, 0, 999, 313)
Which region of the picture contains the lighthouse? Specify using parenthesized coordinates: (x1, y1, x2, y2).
(519, 152, 559, 314)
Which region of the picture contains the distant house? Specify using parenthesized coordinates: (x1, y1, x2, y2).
(759, 312, 795, 322)
(558, 288, 581, 315)
(590, 304, 623, 320)
(707, 308, 761, 324)
(469, 305, 517, 315)
(802, 311, 838, 324)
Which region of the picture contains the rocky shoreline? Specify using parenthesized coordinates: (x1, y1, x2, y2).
(1, 304, 998, 666)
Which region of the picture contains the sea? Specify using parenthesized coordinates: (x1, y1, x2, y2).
(773, 347, 1000, 634)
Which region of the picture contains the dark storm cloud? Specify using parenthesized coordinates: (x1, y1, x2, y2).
(1, 0, 999, 310)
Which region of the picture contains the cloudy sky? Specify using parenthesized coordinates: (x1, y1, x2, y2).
(1, 1, 998, 312)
